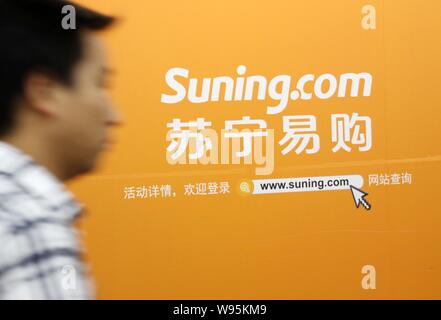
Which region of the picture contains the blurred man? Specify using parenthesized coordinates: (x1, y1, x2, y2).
(0, 0, 122, 299)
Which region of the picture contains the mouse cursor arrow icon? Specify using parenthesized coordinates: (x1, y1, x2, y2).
(350, 185, 371, 211)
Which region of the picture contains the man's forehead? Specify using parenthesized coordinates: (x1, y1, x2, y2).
(81, 31, 109, 68)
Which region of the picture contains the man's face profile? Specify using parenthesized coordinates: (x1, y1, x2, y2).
(0, 0, 119, 181)
(47, 31, 122, 176)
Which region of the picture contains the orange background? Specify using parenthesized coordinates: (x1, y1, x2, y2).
(69, 0, 441, 299)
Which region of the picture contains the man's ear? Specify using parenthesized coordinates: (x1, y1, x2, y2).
(23, 72, 61, 117)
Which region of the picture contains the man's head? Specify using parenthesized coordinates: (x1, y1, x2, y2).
(0, 0, 122, 180)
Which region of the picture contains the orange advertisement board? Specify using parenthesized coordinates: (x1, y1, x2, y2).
(70, 0, 441, 299)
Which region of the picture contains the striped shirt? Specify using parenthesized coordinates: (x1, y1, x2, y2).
(0, 141, 95, 300)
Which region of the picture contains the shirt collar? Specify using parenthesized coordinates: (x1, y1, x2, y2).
(0, 141, 84, 222)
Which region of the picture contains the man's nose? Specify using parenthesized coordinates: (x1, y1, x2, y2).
(107, 105, 125, 126)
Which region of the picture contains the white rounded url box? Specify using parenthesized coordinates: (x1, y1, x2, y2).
(252, 175, 364, 195)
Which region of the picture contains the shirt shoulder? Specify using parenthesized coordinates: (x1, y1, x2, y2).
(0, 176, 51, 224)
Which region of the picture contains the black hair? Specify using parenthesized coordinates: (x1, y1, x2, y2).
(0, 0, 115, 136)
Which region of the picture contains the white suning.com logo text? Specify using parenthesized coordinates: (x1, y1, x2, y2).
(161, 65, 373, 114)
